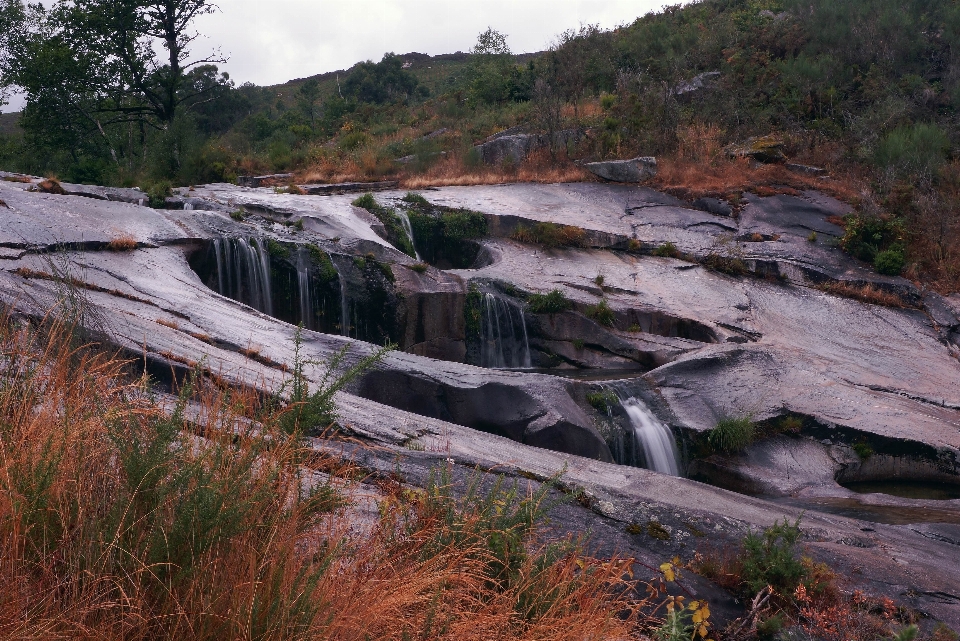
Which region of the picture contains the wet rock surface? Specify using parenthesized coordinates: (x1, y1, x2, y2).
(1, 176, 959, 627)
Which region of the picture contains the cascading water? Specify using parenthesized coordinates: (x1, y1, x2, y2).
(480, 293, 532, 369)
(295, 249, 315, 330)
(397, 210, 420, 260)
(337, 267, 350, 337)
(603, 386, 680, 476)
(183, 202, 194, 211)
(211, 238, 273, 314)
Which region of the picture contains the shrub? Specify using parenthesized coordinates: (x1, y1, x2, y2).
(410, 262, 428, 273)
(840, 215, 905, 265)
(708, 416, 755, 453)
(807, 231, 818, 243)
(230, 209, 245, 221)
(853, 442, 874, 460)
(874, 248, 905, 275)
(740, 519, 807, 596)
(587, 299, 616, 326)
(528, 289, 569, 314)
(107, 236, 138, 251)
(512, 222, 587, 248)
(653, 242, 680, 258)
(873, 123, 950, 179)
(703, 253, 748, 276)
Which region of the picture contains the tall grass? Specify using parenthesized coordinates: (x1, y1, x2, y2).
(0, 313, 642, 640)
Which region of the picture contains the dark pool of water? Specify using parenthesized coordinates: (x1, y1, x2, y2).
(777, 497, 960, 525)
(841, 480, 960, 501)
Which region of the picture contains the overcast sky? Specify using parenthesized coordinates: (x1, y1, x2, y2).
(2, 0, 672, 112)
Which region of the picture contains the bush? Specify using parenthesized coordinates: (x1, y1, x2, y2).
(840, 215, 905, 264)
(740, 519, 807, 597)
(653, 242, 680, 258)
(708, 416, 755, 453)
(874, 248, 906, 275)
(586, 299, 616, 327)
(586, 390, 618, 414)
(528, 289, 569, 314)
(512, 222, 587, 248)
(874, 123, 950, 179)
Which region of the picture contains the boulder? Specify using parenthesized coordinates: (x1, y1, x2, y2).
(474, 134, 538, 165)
(584, 157, 657, 183)
(674, 71, 720, 96)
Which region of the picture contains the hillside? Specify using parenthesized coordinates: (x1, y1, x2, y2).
(0, 111, 19, 136)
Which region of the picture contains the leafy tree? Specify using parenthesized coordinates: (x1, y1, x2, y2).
(342, 53, 424, 105)
(467, 28, 516, 105)
(296, 77, 322, 126)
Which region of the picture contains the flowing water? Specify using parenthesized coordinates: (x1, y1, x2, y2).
(183, 202, 194, 211)
(604, 387, 681, 476)
(295, 249, 315, 330)
(211, 238, 273, 314)
(337, 267, 350, 337)
(397, 210, 420, 260)
(480, 293, 531, 369)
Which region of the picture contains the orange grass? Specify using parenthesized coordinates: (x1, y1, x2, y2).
(0, 314, 644, 640)
(816, 282, 910, 308)
(107, 236, 138, 252)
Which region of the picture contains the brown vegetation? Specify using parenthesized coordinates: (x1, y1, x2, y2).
(816, 282, 910, 308)
(35, 178, 66, 194)
(1, 174, 33, 183)
(155, 317, 179, 330)
(107, 235, 138, 251)
(0, 315, 659, 640)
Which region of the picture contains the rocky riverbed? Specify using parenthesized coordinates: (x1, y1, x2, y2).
(2, 172, 959, 628)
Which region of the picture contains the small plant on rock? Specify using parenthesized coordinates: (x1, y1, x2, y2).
(587, 299, 616, 327)
(528, 289, 569, 314)
(708, 416, 755, 453)
(653, 242, 681, 258)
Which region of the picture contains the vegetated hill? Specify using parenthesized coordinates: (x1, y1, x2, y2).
(2, 0, 958, 291)
(0, 112, 20, 136)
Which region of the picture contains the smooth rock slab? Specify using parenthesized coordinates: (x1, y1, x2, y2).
(585, 157, 657, 183)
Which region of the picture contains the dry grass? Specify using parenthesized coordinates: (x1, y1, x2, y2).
(1, 175, 33, 183)
(155, 317, 180, 330)
(0, 314, 649, 640)
(651, 156, 865, 209)
(107, 236, 138, 252)
(35, 178, 66, 195)
(816, 282, 909, 308)
(13, 267, 155, 306)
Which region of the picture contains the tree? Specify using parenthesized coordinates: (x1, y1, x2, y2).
(467, 28, 515, 105)
(342, 53, 424, 105)
(296, 78, 322, 126)
(0, 0, 228, 175)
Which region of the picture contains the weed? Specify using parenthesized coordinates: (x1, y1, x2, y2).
(107, 236, 138, 251)
(933, 623, 959, 641)
(628, 238, 642, 251)
(817, 282, 908, 308)
(528, 289, 569, 314)
(708, 416, 755, 454)
(808, 231, 818, 243)
(35, 178, 66, 194)
(587, 299, 616, 327)
(294, 218, 304, 231)
(875, 248, 905, 275)
(628, 323, 642, 332)
(593, 274, 605, 288)
(278, 325, 392, 435)
(703, 253, 748, 276)
(410, 262, 429, 273)
(156, 318, 180, 330)
(2, 174, 32, 183)
(230, 209, 245, 221)
(573, 338, 585, 350)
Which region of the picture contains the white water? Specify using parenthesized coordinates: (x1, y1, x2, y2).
(296, 249, 314, 330)
(620, 397, 680, 476)
(396, 210, 421, 260)
(337, 265, 350, 337)
(211, 238, 273, 314)
(183, 202, 194, 211)
(480, 293, 531, 369)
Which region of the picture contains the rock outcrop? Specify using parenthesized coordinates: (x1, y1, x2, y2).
(584, 157, 658, 182)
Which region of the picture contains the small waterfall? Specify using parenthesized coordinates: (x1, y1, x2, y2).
(183, 202, 194, 211)
(611, 393, 680, 476)
(296, 249, 314, 330)
(480, 294, 531, 369)
(210, 238, 273, 314)
(397, 210, 420, 260)
(337, 265, 350, 337)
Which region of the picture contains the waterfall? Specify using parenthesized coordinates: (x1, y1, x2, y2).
(397, 210, 420, 260)
(183, 202, 194, 211)
(296, 249, 314, 330)
(480, 294, 531, 369)
(612, 394, 680, 476)
(210, 238, 273, 314)
(337, 266, 350, 337)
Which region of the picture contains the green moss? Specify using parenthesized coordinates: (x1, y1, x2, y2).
(307, 244, 339, 282)
(625, 522, 644, 535)
(230, 209, 245, 221)
(572, 338, 585, 350)
(511, 222, 586, 248)
(703, 253, 748, 276)
(647, 521, 671, 541)
(528, 289, 569, 314)
(352, 193, 417, 258)
(652, 241, 680, 258)
(265, 239, 290, 259)
(465, 284, 483, 339)
(586, 390, 618, 413)
(410, 262, 428, 273)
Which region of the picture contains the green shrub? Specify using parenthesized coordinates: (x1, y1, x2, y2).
(528, 289, 569, 314)
(708, 417, 755, 453)
(852, 442, 874, 460)
(840, 215, 905, 264)
(404, 198, 487, 267)
(307, 244, 339, 282)
(587, 299, 616, 327)
(807, 231, 817, 243)
(740, 519, 807, 597)
(586, 390, 618, 413)
(653, 242, 680, 258)
(873, 123, 950, 179)
(230, 209, 245, 221)
(874, 248, 906, 275)
(410, 262, 428, 273)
